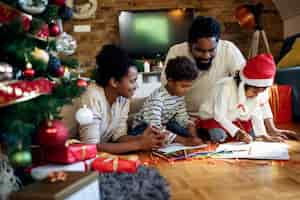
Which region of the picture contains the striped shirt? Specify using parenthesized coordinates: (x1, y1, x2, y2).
(132, 86, 191, 129)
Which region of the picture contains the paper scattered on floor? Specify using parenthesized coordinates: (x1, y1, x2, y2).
(215, 141, 289, 160)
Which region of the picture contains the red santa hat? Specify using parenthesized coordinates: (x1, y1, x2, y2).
(240, 53, 276, 87)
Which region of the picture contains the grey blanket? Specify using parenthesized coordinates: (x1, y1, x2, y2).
(99, 165, 170, 200)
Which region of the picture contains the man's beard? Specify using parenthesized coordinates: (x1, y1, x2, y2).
(195, 58, 213, 71)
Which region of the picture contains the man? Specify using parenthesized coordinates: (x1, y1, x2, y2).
(162, 16, 296, 140)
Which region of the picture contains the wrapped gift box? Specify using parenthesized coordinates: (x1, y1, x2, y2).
(92, 157, 140, 173)
(269, 85, 292, 123)
(30, 158, 96, 180)
(45, 143, 97, 164)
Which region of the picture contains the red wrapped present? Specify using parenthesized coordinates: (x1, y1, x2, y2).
(45, 141, 97, 164)
(269, 85, 292, 123)
(92, 156, 140, 173)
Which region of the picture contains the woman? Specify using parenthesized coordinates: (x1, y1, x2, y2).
(78, 44, 165, 153)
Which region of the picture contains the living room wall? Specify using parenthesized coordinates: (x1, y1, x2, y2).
(63, 0, 283, 71)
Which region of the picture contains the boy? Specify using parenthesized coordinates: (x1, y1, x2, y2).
(131, 56, 203, 146)
(78, 44, 165, 153)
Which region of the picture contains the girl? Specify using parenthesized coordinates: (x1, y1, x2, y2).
(197, 53, 286, 143)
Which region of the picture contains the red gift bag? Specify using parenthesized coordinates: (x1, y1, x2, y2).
(269, 85, 292, 123)
(45, 143, 97, 164)
(92, 157, 140, 173)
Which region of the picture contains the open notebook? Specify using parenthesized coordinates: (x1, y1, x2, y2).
(153, 143, 209, 161)
(215, 141, 289, 160)
(157, 143, 208, 154)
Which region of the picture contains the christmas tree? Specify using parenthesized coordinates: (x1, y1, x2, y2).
(0, 0, 86, 168)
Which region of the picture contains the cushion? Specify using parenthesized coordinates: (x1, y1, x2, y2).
(277, 38, 300, 68)
(268, 85, 292, 123)
(278, 33, 300, 61)
(275, 66, 300, 121)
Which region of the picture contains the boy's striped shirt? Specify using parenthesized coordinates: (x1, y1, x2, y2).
(132, 86, 190, 129)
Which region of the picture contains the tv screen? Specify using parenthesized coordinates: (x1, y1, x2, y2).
(118, 9, 194, 59)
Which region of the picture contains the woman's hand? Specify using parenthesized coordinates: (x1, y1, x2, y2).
(139, 126, 165, 150)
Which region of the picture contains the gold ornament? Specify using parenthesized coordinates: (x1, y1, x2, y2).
(31, 48, 49, 64)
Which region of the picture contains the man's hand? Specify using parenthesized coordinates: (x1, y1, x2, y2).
(235, 130, 252, 144)
(258, 134, 285, 142)
(264, 118, 299, 140)
(139, 126, 165, 150)
(269, 128, 300, 141)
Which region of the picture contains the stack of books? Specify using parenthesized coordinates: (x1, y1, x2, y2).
(152, 143, 211, 161)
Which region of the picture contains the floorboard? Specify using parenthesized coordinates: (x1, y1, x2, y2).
(139, 123, 300, 200)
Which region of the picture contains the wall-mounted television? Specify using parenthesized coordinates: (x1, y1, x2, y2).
(118, 9, 194, 59)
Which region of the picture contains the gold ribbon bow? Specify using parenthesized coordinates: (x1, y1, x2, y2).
(103, 157, 119, 172)
(65, 139, 81, 147)
(100, 153, 139, 172)
(48, 171, 67, 183)
(65, 139, 87, 160)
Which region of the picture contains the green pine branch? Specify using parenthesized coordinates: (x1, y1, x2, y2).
(60, 57, 80, 69)
(0, 0, 85, 154)
(37, 5, 59, 23)
(0, 79, 85, 150)
(0, 0, 19, 8)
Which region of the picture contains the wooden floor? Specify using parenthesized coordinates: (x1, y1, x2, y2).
(139, 123, 300, 200)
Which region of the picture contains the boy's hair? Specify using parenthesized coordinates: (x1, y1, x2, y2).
(188, 16, 221, 44)
(165, 56, 199, 81)
(95, 44, 132, 87)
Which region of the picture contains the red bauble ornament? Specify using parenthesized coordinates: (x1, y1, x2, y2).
(49, 22, 61, 37)
(21, 14, 32, 32)
(23, 68, 35, 78)
(38, 120, 69, 147)
(56, 66, 65, 77)
(36, 24, 49, 39)
(77, 79, 88, 88)
(52, 0, 66, 6)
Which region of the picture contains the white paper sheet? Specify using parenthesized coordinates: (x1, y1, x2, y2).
(215, 141, 289, 160)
